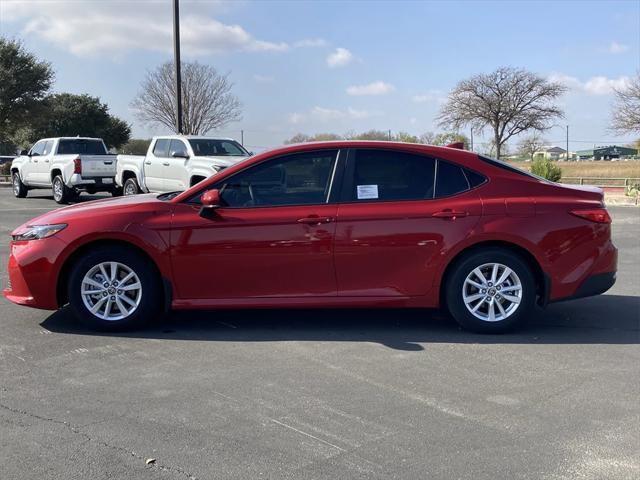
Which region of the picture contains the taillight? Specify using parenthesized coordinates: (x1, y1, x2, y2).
(73, 157, 82, 174)
(570, 208, 611, 224)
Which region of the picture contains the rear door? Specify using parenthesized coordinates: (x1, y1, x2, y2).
(34, 139, 55, 184)
(334, 148, 482, 297)
(144, 139, 169, 192)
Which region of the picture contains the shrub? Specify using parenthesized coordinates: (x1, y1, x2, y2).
(625, 183, 640, 198)
(0, 162, 11, 176)
(531, 158, 562, 182)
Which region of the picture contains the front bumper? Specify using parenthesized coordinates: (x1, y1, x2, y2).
(2, 238, 67, 310)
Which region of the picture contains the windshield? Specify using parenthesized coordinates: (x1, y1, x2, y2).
(57, 139, 108, 155)
(188, 139, 248, 157)
(157, 191, 183, 201)
(478, 155, 554, 183)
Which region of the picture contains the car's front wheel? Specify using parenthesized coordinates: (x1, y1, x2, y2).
(12, 172, 28, 198)
(68, 246, 161, 331)
(445, 248, 536, 333)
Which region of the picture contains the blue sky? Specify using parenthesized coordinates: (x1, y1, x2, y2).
(1, 0, 639, 152)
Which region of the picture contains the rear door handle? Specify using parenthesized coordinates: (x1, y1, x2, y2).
(145, 161, 152, 165)
(297, 216, 334, 225)
(432, 210, 468, 219)
(162, 162, 170, 166)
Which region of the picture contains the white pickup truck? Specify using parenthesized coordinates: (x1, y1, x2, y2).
(116, 135, 250, 195)
(11, 137, 119, 204)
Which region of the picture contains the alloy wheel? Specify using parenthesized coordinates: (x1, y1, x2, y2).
(80, 261, 142, 321)
(462, 262, 522, 322)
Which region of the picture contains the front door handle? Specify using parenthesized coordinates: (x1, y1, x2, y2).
(297, 216, 334, 225)
(145, 161, 152, 165)
(432, 209, 468, 219)
(162, 162, 170, 166)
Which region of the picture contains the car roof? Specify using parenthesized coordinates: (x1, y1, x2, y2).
(39, 137, 104, 142)
(153, 135, 237, 141)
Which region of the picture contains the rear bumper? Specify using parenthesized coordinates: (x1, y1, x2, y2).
(67, 174, 116, 190)
(550, 271, 616, 303)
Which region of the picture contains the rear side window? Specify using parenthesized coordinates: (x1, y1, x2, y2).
(57, 140, 107, 155)
(152, 139, 170, 157)
(42, 140, 54, 155)
(464, 169, 487, 188)
(435, 161, 469, 197)
(351, 149, 435, 201)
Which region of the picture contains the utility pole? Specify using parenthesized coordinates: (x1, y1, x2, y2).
(566, 125, 569, 161)
(241, 130, 244, 146)
(173, 0, 183, 134)
(388, 129, 391, 141)
(470, 127, 474, 151)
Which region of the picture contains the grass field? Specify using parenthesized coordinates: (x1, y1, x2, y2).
(507, 160, 640, 179)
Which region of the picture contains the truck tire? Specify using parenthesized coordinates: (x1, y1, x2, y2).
(12, 172, 28, 198)
(52, 175, 77, 204)
(123, 177, 141, 196)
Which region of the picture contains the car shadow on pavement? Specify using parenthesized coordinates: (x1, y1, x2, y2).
(40, 294, 639, 351)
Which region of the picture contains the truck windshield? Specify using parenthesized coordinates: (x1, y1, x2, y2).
(188, 139, 248, 157)
(57, 139, 107, 155)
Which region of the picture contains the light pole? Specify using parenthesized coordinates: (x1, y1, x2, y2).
(173, 0, 183, 134)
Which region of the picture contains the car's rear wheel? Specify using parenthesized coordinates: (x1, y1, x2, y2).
(12, 172, 28, 198)
(445, 248, 536, 333)
(123, 177, 140, 196)
(52, 175, 77, 204)
(68, 246, 161, 331)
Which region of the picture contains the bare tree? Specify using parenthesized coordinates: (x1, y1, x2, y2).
(131, 61, 242, 135)
(610, 73, 640, 135)
(518, 132, 546, 161)
(438, 67, 566, 159)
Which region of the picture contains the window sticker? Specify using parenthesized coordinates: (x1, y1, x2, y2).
(357, 184, 379, 200)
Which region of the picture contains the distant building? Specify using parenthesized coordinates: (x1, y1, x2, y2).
(533, 146, 567, 160)
(575, 145, 638, 160)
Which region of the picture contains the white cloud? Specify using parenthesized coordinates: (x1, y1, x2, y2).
(2, 1, 311, 57)
(604, 41, 630, 54)
(548, 73, 630, 95)
(326, 48, 353, 68)
(253, 74, 275, 83)
(583, 76, 630, 95)
(294, 38, 328, 48)
(412, 89, 445, 104)
(346, 81, 395, 96)
(288, 106, 376, 124)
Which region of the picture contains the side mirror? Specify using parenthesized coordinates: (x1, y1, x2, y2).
(20, 149, 29, 156)
(172, 151, 189, 159)
(248, 151, 255, 156)
(199, 189, 221, 217)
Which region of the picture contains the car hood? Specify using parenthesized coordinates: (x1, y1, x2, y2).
(13, 194, 164, 233)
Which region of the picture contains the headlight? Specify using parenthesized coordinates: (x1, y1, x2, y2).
(12, 224, 67, 241)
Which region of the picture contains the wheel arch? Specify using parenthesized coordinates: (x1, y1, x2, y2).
(56, 239, 172, 311)
(51, 168, 63, 182)
(439, 240, 548, 309)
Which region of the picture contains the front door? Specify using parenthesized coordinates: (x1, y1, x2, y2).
(165, 139, 190, 192)
(334, 148, 482, 297)
(169, 149, 342, 301)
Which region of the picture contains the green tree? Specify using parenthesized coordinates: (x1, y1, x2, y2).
(350, 129, 390, 141)
(395, 131, 419, 143)
(431, 132, 470, 147)
(531, 157, 562, 182)
(0, 37, 54, 153)
(35, 93, 131, 149)
(120, 138, 151, 155)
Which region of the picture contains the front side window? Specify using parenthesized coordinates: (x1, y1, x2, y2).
(29, 141, 46, 156)
(57, 139, 107, 155)
(152, 139, 170, 157)
(169, 140, 189, 157)
(351, 149, 435, 201)
(213, 150, 338, 208)
(189, 139, 247, 157)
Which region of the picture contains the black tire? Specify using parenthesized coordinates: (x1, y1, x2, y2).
(445, 248, 536, 334)
(52, 175, 76, 204)
(190, 176, 205, 187)
(68, 245, 162, 331)
(123, 177, 140, 196)
(12, 172, 28, 198)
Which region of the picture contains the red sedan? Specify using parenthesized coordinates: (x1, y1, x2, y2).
(4, 141, 617, 333)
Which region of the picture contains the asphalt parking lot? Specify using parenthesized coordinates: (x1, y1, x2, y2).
(0, 188, 638, 480)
